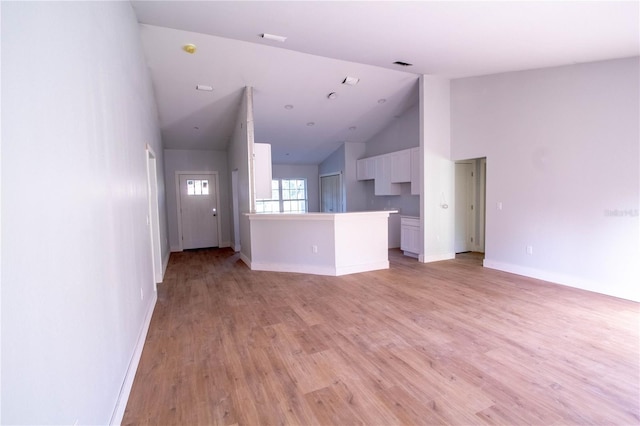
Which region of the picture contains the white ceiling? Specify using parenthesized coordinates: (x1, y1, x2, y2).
(132, 1, 639, 164)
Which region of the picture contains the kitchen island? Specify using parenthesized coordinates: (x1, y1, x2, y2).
(246, 210, 397, 276)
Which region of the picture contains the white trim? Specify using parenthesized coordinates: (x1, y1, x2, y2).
(109, 291, 157, 425)
(419, 252, 455, 263)
(218, 240, 231, 248)
(483, 259, 640, 302)
(231, 170, 241, 252)
(250, 261, 337, 276)
(170, 245, 182, 253)
(239, 252, 251, 268)
(335, 261, 389, 276)
(162, 251, 170, 276)
(145, 145, 163, 285)
(175, 171, 222, 250)
(245, 260, 389, 277)
(246, 210, 396, 221)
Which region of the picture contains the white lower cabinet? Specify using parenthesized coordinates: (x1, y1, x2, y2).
(400, 216, 420, 257)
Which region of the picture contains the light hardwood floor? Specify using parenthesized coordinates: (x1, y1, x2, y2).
(123, 248, 639, 425)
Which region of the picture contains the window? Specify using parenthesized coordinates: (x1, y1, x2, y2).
(186, 179, 209, 195)
(255, 178, 307, 213)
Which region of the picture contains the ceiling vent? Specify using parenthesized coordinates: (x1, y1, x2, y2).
(393, 61, 413, 67)
(342, 76, 360, 86)
(261, 33, 287, 42)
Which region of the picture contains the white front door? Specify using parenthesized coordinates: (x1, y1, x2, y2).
(179, 174, 219, 249)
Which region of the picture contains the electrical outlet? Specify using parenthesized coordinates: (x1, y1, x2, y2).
(140, 288, 144, 301)
(497, 202, 503, 210)
(526, 245, 533, 255)
(312, 245, 318, 254)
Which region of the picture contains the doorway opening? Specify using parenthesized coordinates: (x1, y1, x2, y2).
(320, 173, 343, 213)
(454, 158, 486, 257)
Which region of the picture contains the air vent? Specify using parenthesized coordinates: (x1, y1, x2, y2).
(393, 61, 413, 67)
(342, 76, 360, 86)
(261, 33, 287, 42)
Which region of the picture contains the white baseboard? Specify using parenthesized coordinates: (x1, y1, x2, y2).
(335, 261, 389, 276)
(419, 252, 455, 263)
(162, 251, 170, 279)
(109, 292, 157, 425)
(233, 243, 241, 253)
(219, 241, 231, 248)
(483, 259, 639, 302)
(239, 252, 251, 268)
(249, 260, 390, 276)
(251, 261, 337, 276)
(170, 245, 182, 253)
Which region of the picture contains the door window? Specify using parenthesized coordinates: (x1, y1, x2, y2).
(186, 179, 209, 196)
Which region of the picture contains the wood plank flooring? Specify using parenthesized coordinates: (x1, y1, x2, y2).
(123, 248, 639, 425)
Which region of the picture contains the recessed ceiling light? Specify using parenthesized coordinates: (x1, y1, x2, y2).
(349, 126, 357, 131)
(183, 44, 196, 54)
(377, 98, 386, 104)
(306, 122, 315, 127)
(284, 104, 294, 110)
(393, 61, 413, 67)
(342, 76, 360, 86)
(327, 92, 338, 100)
(261, 33, 287, 42)
(196, 85, 213, 92)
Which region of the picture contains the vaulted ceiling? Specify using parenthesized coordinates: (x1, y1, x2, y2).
(132, 1, 639, 164)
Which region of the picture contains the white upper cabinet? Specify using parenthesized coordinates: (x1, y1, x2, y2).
(374, 155, 401, 196)
(410, 147, 420, 195)
(357, 147, 419, 196)
(356, 157, 376, 180)
(390, 149, 411, 183)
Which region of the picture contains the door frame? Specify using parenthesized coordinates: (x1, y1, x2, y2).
(175, 171, 222, 252)
(319, 172, 343, 213)
(454, 161, 474, 253)
(146, 145, 163, 285)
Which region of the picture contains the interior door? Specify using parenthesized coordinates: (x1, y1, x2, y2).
(179, 174, 219, 249)
(320, 174, 342, 212)
(454, 163, 474, 253)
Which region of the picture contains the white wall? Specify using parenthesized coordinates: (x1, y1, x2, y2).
(319, 143, 369, 213)
(319, 144, 345, 176)
(2, 2, 167, 424)
(365, 104, 420, 156)
(164, 149, 230, 250)
(363, 104, 420, 217)
(227, 87, 254, 261)
(343, 142, 368, 212)
(420, 76, 455, 263)
(451, 57, 639, 301)
(272, 164, 320, 212)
